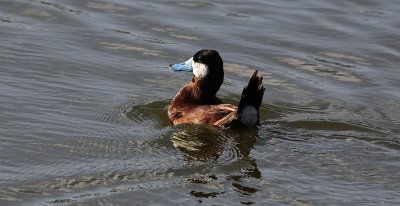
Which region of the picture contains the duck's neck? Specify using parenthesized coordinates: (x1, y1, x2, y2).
(173, 77, 218, 105)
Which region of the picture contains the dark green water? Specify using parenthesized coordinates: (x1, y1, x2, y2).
(1, 0, 399, 205)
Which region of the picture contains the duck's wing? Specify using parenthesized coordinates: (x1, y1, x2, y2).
(172, 104, 237, 126)
(213, 110, 239, 128)
(196, 104, 238, 125)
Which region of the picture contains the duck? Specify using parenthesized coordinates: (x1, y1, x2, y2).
(168, 49, 265, 128)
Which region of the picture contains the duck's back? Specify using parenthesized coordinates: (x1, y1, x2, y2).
(168, 103, 237, 126)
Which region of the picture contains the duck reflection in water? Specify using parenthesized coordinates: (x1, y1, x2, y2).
(170, 124, 262, 197)
(170, 124, 257, 161)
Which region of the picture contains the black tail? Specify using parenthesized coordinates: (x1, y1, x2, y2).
(237, 70, 265, 126)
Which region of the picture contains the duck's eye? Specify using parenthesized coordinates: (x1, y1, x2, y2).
(192, 60, 209, 78)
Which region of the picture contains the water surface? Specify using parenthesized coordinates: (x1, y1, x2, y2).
(1, 0, 399, 205)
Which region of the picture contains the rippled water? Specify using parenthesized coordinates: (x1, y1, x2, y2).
(1, 0, 399, 205)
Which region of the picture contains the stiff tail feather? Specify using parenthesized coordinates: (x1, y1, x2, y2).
(214, 70, 264, 128)
(237, 70, 265, 127)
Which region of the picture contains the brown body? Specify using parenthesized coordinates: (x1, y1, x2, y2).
(168, 49, 264, 128)
(168, 77, 238, 127)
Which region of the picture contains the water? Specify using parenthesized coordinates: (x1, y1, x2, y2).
(1, 0, 399, 205)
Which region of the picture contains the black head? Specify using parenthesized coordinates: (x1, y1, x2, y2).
(193, 49, 223, 70)
(191, 49, 224, 96)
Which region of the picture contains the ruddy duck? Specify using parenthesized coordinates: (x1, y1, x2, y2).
(168, 49, 265, 128)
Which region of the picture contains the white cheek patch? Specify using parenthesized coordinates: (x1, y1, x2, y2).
(192, 60, 209, 78)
